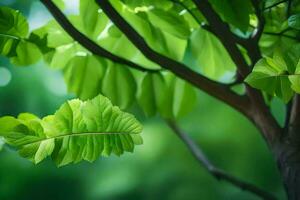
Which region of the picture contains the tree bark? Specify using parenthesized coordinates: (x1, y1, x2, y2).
(275, 139, 300, 200)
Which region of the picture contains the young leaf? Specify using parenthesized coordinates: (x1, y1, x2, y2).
(0, 95, 143, 167)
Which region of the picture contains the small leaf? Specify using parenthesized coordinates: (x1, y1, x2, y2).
(245, 57, 294, 103)
(0, 95, 143, 166)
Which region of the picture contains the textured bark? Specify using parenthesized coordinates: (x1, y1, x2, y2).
(275, 139, 300, 200)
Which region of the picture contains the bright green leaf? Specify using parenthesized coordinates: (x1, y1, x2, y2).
(0, 95, 143, 166)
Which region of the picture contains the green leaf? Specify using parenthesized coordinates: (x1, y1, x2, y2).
(288, 14, 300, 30)
(0, 95, 143, 166)
(137, 73, 166, 116)
(0, 137, 4, 151)
(146, 8, 191, 39)
(53, 0, 65, 10)
(173, 78, 197, 118)
(63, 55, 106, 100)
(289, 61, 300, 93)
(138, 72, 197, 118)
(102, 63, 137, 109)
(10, 41, 42, 66)
(245, 53, 294, 103)
(190, 28, 236, 79)
(0, 6, 28, 56)
(80, 0, 109, 39)
(209, 0, 252, 32)
(0, 6, 28, 38)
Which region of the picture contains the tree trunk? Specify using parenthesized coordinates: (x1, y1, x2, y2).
(275, 136, 300, 200)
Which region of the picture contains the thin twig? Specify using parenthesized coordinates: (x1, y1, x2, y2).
(40, 0, 160, 73)
(263, 32, 299, 41)
(166, 120, 278, 200)
(95, 0, 251, 117)
(263, 0, 289, 10)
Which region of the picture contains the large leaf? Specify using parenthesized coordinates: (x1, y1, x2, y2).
(190, 28, 236, 79)
(0, 95, 143, 167)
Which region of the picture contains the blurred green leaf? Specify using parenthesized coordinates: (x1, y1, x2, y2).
(288, 14, 300, 30)
(0, 95, 143, 167)
(102, 63, 137, 109)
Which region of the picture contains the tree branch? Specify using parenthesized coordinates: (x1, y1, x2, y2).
(191, 0, 282, 143)
(95, 0, 251, 116)
(166, 120, 278, 200)
(40, 0, 159, 73)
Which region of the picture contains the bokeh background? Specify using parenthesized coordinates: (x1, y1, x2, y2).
(0, 0, 288, 199)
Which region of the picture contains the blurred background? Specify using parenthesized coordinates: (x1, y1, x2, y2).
(0, 0, 287, 199)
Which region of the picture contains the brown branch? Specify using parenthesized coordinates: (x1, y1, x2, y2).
(166, 120, 278, 200)
(40, 0, 159, 73)
(95, 0, 251, 116)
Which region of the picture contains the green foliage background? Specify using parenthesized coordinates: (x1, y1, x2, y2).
(0, 0, 293, 199)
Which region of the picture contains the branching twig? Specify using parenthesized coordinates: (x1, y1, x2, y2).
(95, 0, 251, 117)
(166, 120, 278, 200)
(40, 0, 160, 73)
